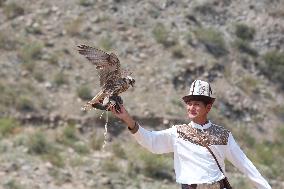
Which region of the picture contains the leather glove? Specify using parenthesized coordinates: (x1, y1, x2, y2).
(92, 95, 123, 113)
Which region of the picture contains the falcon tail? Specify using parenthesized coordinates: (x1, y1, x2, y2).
(81, 90, 107, 111)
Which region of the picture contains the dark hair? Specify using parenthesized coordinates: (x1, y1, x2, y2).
(183, 95, 215, 105)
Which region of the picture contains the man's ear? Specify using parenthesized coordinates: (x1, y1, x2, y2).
(206, 104, 213, 113)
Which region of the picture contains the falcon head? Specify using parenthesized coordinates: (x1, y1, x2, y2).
(125, 76, 135, 87)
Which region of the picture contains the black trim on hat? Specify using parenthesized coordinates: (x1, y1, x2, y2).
(191, 80, 197, 95)
(208, 84, 212, 97)
(182, 95, 215, 105)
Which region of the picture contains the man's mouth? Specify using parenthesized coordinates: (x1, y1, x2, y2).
(188, 111, 197, 115)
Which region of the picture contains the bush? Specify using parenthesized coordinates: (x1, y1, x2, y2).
(101, 157, 120, 172)
(237, 76, 259, 95)
(53, 72, 68, 86)
(16, 96, 35, 112)
(193, 3, 217, 15)
(77, 85, 92, 100)
(195, 27, 227, 57)
(3, 179, 26, 189)
(235, 23, 255, 41)
(171, 45, 185, 59)
(139, 152, 173, 180)
(274, 105, 284, 121)
(89, 130, 104, 151)
(0, 32, 17, 50)
(260, 51, 284, 89)
(0, 118, 19, 138)
(232, 39, 258, 57)
(57, 124, 78, 146)
(19, 42, 43, 72)
(28, 132, 52, 155)
(0, 82, 16, 108)
(33, 70, 45, 82)
(152, 23, 176, 47)
(3, 2, 24, 19)
(73, 142, 89, 154)
(112, 143, 126, 159)
(99, 36, 113, 51)
(78, 0, 95, 7)
(28, 132, 64, 167)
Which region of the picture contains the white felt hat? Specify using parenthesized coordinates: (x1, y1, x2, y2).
(182, 80, 215, 102)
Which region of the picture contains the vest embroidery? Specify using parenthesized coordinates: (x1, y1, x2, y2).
(176, 124, 230, 146)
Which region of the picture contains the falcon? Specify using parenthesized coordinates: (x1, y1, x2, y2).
(77, 45, 135, 111)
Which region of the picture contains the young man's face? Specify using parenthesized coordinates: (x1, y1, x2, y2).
(185, 100, 212, 122)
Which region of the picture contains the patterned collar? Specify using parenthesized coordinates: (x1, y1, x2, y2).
(190, 120, 212, 130)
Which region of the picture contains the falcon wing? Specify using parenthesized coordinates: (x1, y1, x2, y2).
(77, 45, 121, 86)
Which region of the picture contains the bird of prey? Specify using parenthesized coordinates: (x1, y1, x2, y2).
(77, 45, 135, 112)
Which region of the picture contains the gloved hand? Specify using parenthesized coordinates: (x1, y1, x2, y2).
(92, 95, 123, 113)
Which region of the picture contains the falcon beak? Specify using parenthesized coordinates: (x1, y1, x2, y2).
(130, 79, 135, 87)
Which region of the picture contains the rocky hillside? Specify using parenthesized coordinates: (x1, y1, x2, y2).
(0, 0, 284, 188)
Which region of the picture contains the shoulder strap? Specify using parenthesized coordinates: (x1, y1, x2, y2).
(205, 146, 224, 174)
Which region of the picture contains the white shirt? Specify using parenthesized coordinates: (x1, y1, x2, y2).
(132, 121, 271, 189)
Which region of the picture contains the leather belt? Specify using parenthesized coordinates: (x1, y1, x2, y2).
(181, 178, 226, 189)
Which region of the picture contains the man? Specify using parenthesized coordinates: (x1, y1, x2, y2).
(110, 80, 271, 189)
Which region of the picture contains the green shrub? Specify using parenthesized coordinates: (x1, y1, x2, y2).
(28, 132, 64, 167)
(47, 53, 59, 65)
(260, 51, 284, 88)
(73, 142, 89, 154)
(77, 85, 92, 100)
(43, 152, 65, 168)
(112, 143, 126, 159)
(57, 125, 89, 155)
(28, 132, 52, 155)
(193, 3, 216, 15)
(101, 157, 120, 172)
(0, 118, 19, 138)
(139, 152, 173, 180)
(232, 39, 258, 57)
(171, 45, 185, 59)
(152, 23, 176, 47)
(16, 96, 35, 112)
(99, 36, 113, 51)
(63, 125, 77, 141)
(185, 32, 193, 45)
(33, 70, 45, 82)
(195, 27, 227, 57)
(78, 0, 95, 7)
(53, 72, 68, 86)
(235, 23, 255, 41)
(236, 75, 259, 95)
(273, 105, 284, 121)
(3, 179, 25, 189)
(0, 32, 17, 50)
(3, 2, 24, 19)
(0, 82, 16, 108)
(16, 95, 35, 112)
(89, 130, 104, 151)
(57, 124, 78, 147)
(19, 42, 43, 72)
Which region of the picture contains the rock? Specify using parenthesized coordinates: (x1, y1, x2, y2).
(44, 82, 52, 89)
(4, 163, 19, 172)
(100, 177, 111, 185)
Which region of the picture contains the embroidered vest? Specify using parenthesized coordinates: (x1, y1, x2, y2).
(176, 124, 230, 146)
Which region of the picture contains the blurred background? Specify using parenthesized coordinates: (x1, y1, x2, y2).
(0, 0, 283, 188)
